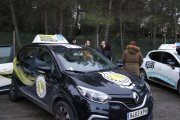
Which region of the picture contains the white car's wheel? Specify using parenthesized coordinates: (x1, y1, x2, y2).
(140, 70, 147, 81)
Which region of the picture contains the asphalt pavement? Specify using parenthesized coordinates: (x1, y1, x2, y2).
(0, 81, 180, 120)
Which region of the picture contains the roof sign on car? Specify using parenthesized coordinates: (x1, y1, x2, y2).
(158, 44, 176, 50)
(32, 34, 69, 44)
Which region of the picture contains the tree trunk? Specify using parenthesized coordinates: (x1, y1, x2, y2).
(59, 7, 63, 34)
(174, 6, 177, 42)
(119, 1, 123, 52)
(104, 0, 112, 41)
(9, 0, 21, 48)
(44, 0, 48, 34)
(74, 3, 80, 36)
(153, 0, 156, 49)
(120, 17, 124, 52)
(96, 25, 100, 48)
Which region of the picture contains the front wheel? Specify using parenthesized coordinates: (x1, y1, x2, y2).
(140, 70, 147, 81)
(54, 101, 76, 120)
(9, 77, 19, 102)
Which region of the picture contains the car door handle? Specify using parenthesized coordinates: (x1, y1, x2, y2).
(38, 70, 45, 74)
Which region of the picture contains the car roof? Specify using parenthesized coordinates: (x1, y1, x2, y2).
(23, 43, 84, 50)
(0, 45, 13, 47)
(147, 49, 178, 56)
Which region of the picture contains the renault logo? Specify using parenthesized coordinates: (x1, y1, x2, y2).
(133, 92, 139, 104)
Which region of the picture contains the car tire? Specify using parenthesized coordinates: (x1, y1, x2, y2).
(177, 83, 180, 96)
(9, 77, 19, 102)
(140, 70, 147, 81)
(54, 101, 76, 120)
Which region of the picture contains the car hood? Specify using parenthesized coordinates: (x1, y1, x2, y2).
(68, 69, 146, 95)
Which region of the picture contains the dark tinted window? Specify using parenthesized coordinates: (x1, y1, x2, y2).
(149, 52, 162, 62)
(162, 52, 180, 67)
(0, 46, 12, 64)
(35, 48, 57, 74)
(21, 47, 37, 65)
(36, 48, 52, 67)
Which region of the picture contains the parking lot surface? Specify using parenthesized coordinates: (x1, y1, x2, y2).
(0, 81, 180, 120)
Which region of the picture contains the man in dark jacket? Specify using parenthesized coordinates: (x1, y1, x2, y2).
(122, 41, 143, 76)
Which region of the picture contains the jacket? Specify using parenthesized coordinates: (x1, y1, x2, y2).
(122, 45, 143, 76)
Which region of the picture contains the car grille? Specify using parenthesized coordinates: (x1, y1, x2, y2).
(110, 94, 145, 108)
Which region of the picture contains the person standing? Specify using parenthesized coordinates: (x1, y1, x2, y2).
(84, 40, 91, 47)
(122, 41, 143, 76)
(70, 37, 77, 44)
(98, 41, 112, 60)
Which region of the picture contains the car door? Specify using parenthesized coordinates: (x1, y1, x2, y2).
(34, 48, 61, 107)
(146, 51, 163, 81)
(17, 47, 38, 94)
(158, 52, 180, 89)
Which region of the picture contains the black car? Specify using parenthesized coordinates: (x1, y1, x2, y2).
(10, 42, 153, 120)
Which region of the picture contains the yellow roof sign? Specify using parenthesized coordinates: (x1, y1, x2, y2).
(32, 34, 69, 44)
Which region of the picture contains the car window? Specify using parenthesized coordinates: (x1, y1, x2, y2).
(36, 48, 52, 67)
(162, 52, 180, 67)
(35, 48, 58, 74)
(21, 47, 37, 65)
(0, 46, 12, 64)
(149, 52, 162, 62)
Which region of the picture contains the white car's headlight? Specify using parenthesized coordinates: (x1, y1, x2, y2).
(77, 86, 111, 104)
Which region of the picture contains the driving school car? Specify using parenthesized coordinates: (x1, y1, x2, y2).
(0, 45, 14, 92)
(140, 43, 180, 95)
(9, 34, 153, 120)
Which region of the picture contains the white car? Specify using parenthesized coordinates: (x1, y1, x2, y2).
(0, 45, 14, 92)
(140, 44, 180, 95)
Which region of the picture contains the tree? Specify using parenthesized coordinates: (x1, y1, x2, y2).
(9, 0, 21, 48)
(104, 0, 113, 41)
(81, 0, 114, 47)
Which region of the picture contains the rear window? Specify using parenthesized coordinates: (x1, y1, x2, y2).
(0, 46, 12, 64)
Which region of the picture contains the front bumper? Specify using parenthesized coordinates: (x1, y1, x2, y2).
(74, 93, 153, 120)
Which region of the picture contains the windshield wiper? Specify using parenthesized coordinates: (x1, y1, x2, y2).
(65, 70, 86, 74)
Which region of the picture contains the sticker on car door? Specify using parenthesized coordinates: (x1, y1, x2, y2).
(36, 75, 47, 98)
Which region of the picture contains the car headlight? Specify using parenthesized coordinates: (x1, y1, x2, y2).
(77, 86, 111, 104)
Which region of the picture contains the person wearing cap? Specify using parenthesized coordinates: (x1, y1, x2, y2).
(122, 41, 143, 76)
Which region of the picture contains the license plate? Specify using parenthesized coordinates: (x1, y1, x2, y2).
(127, 107, 148, 120)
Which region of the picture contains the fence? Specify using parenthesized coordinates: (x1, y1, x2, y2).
(0, 32, 176, 62)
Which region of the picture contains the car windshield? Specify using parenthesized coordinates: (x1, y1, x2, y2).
(0, 46, 12, 64)
(53, 46, 115, 72)
(175, 53, 180, 60)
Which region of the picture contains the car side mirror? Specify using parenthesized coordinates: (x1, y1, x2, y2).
(116, 59, 124, 68)
(167, 61, 175, 70)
